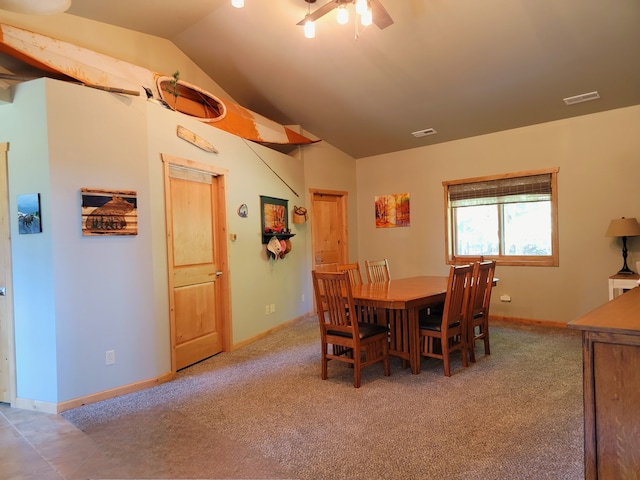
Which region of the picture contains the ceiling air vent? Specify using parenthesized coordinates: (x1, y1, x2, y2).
(563, 91, 600, 106)
(412, 128, 437, 138)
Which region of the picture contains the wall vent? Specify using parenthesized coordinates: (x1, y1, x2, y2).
(563, 91, 600, 105)
(412, 128, 437, 138)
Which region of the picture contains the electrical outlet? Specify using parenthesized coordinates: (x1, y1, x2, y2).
(105, 350, 115, 365)
(301, 294, 305, 302)
(270, 303, 276, 313)
(500, 294, 511, 303)
(265, 305, 270, 315)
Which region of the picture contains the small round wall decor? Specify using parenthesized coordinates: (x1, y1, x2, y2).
(237, 203, 248, 218)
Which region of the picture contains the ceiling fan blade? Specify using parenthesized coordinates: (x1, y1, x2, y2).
(296, 1, 339, 26)
(370, 0, 394, 29)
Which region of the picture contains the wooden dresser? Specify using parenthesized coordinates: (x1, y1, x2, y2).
(568, 286, 640, 480)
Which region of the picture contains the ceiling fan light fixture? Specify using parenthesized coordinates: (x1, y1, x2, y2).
(337, 5, 349, 25)
(304, 18, 316, 38)
(355, 0, 368, 16)
(361, 7, 373, 26)
(296, 0, 392, 39)
(231, 0, 244, 8)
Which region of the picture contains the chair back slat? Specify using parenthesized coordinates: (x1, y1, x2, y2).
(469, 260, 496, 318)
(442, 264, 473, 332)
(452, 255, 484, 265)
(365, 259, 390, 283)
(312, 270, 357, 333)
(419, 264, 473, 376)
(466, 260, 496, 362)
(311, 269, 391, 387)
(315, 263, 338, 272)
(337, 262, 363, 286)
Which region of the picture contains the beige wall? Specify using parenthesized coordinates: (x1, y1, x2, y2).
(356, 105, 640, 323)
(0, 12, 355, 408)
(0, 10, 328, 346)
(2, 9, 638, 409)
(301, 135, 359, 257)
(0, 10, 229, 101)
(3, 11, 638, 326)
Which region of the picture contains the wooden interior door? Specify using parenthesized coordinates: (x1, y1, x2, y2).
(163, 154, 230, 371)
(310, 189, 348, 270)
(0, 142, 15, 404)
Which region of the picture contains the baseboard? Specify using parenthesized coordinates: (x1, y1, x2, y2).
(13, 397, 59, 414)
(9, 314, 561, 414)
(61, 315, 317, 411)
(490, 315, 567, 329)
(55, 372, 175, 413)
(57, 314, 316, 411)
(232, 312, 314, 350)
(13, 315, 316, 414)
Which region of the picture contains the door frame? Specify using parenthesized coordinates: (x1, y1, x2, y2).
(161, 153, 231, 373)
(0, 142, 16, 404)
(309, 188, 349, 270)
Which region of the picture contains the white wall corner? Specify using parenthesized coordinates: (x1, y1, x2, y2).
(13, 397, 59, 414)
(0, 86, 13, 104)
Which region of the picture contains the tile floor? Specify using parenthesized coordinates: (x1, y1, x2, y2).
(0, 402, 293, 480)
(1, 402, 90, 479)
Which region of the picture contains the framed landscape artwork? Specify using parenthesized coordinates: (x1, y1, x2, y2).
(81, 188, 138, 236)
(18, 193, 42, 234)
(260, 195, 288, 242)
(375, 193, 410, 228)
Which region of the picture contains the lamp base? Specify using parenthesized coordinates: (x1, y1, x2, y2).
(615, 236, 636, 275)
(615, 267, 636, 275)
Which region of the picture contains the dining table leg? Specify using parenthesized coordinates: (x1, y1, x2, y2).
(409, 307, 421, 374)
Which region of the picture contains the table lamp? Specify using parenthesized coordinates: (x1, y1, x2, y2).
(606, 217, 640, 275)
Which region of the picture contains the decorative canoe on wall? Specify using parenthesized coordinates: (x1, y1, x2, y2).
(0, 22, 318, 146)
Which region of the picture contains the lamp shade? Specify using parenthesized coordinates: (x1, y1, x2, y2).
(605, 217, 640, 237)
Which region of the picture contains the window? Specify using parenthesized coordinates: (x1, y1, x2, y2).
(443, 168, 559, 266)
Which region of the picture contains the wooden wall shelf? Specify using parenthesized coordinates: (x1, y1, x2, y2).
(262, 232, 295, 244)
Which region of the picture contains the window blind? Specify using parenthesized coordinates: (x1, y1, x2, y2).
(449, 173, 552, 207)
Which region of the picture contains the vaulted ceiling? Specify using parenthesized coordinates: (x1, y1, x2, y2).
(28, 0, 640, 158)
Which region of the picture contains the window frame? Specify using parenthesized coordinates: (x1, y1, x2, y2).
(443, 168, 559, 267)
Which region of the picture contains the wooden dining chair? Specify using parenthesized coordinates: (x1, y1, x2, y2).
(337, 262, 364, 286)
(365, 259, 390, 283)
(452, 255, 484, 265)
(312, 270, 390, 388)
(315, 263, 338, 272)
(419, 264, 473, 376)
(428, 257, 485, 316)
(467, 260, 496, 362)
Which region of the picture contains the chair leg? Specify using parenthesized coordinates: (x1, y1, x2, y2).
(382, 340, 390, 377)
(469, 328, 477, 363)
(483, 325, 491, 355)
(461, 338, 469, 368)
(321, 343, 328, 380)
(353, 348, 361, 388)
(442, 341, 451, 377)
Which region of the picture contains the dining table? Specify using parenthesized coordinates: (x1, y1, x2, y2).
(350, 274, 499, 375)
(350, 276, 449, 374)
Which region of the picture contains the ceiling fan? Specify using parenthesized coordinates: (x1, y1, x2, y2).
(297, 0, 394, 31)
